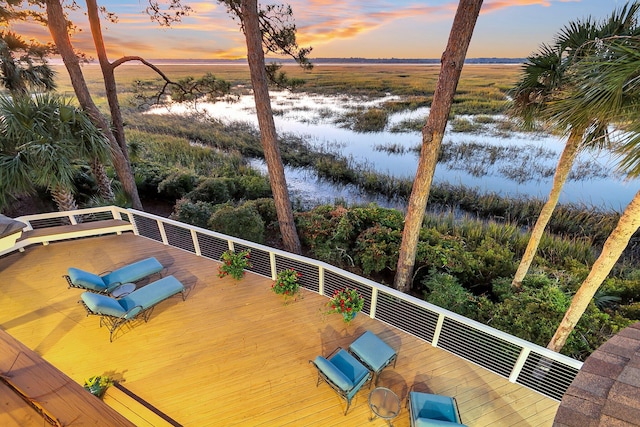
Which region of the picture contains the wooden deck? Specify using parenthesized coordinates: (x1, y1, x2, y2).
(0, 233, 559, 426)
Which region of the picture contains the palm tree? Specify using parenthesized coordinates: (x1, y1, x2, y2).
(547, 35, 640, 352)
(0, 94, 111, 212)
(509, 2, 640, 288)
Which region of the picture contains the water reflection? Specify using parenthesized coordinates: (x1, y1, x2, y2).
(148, 91, 638, 212)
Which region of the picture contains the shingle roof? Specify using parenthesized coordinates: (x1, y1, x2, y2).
(554, 321, 640, 426)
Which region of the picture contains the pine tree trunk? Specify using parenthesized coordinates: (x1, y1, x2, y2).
(394, 0, 483, 292)
(91, 157, 115, 201)
(45, 0, 142, 210)
(86, 0, 130, 162)
(547, 190, 640, 352)
(512, 130, 581, 288)
(240, 0, 301, 254)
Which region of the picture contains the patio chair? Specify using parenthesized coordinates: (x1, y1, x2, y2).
(407, 388, 466, 427)
(79, 275, 186, 342)
(310, 347, 372, 415)
(64, 257, 164, 294)
(348, 330, 397, 385)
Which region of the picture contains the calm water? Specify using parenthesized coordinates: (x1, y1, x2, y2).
(149, 91, 638, 212)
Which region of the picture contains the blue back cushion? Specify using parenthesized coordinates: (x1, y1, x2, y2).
(313, 356, 354, 391)
(81, 292, 126, 317)
(410, 392, 460, 423)
(68, 268, 107, 291)
(102, 257, 163, 287)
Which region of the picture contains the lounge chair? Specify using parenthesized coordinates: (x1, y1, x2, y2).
(407, 388, 466, 427)
(64, 257, 164, 294)
(79, 275, 186, 341)
(310, 347, 372, 415)
(348, 330, 397, 386)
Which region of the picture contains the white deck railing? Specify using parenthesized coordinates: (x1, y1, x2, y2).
(3, 206, 583, 401)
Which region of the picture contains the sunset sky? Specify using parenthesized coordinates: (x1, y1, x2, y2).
(21, 0, 629, 60)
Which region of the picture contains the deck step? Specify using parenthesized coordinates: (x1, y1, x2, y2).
(103, 383, 181, 427)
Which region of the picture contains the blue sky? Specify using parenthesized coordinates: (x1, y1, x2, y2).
(24, 0, 631, 59)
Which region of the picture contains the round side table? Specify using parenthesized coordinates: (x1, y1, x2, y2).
(369, 386, 401, 426)
(111, 282, 136, 298)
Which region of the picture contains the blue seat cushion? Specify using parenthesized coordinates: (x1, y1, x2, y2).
(410, 392, 460, 424)
(349, 331, 396, 371)
(328, 349, 369, 386)
(101, 257, 163, 287)
(118, 275, 184, 314)
(81, 292, 126, 317)
(314, 356, 353, 391)
(68, 268, 107, 292)
(415, 418, 466, 427)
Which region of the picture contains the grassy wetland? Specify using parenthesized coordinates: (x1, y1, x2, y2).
(45, 62, 639, 359)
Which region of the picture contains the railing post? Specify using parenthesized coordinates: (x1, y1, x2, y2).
(431, 313, 446, 347)
(369, 288, 378, 319)
(228, 241, 234, 252)
(509, 347, 531, 383)
(270, 252, 277, 280)
(157, 220, 168, 245)
(191, 229, 201, 257)
(112, 207, 122, 221)
(318, 266, 324, 296)
(69, 213, 78, 225)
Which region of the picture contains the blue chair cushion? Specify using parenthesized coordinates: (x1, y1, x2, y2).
(101, 257, 163, 287)
(314, 356, 353, 391)
(415, 418, 466, 427)
(68, 268, 107, 292)
(410, 392, 460, 424)
(118, 275, 185, 313)
(349, 331, 396, 371)
(329, 349, 369, 386)
(81, 292, 126, 317)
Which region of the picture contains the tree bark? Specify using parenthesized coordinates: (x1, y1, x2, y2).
(512, 129, 581, 288)
(240, 0, 301, 254)
(394, 0, 483, 292)
(547, 190, 640, 352)
(91, 157, 115, 201)
(86, 0, 129, 161)
(45, 0, 143, 210)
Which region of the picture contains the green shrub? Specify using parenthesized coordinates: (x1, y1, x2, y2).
(353, 225, 401, 275)
(157, 171, 199, 201)
(171, 199, 217, 229)
(422, 271, 482, 319)
(244, 198, 278, 226)
(133, 162, 173, 198)
(186, 177, 233, 204)
(208, 204, 265, 243)
(237, 175, 272, 199)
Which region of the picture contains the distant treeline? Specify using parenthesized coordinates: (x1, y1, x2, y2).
(138, 57, 525, 65)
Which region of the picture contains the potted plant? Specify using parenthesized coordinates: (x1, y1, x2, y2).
(271, 268, 302, 302)
(326, 287, 365, 324)
(83, 375, 113, 399)
(217, 249, 251, 280)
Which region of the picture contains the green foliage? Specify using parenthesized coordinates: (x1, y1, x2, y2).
(208, 204, 265, 243)
(272, 268, 301, 299)
(243, 198, 278, 226)
(132, 162, 173, 198)
(186, 177, 233, 204)
(217, 249, 252, 281)
(354, 225, 401, 275)
(326, 287, 365, 323)
(338, 107, 389, 132)
(157, 171, 198, 201)
(171, 198, 217, 229)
